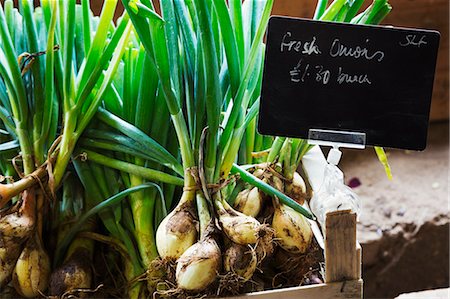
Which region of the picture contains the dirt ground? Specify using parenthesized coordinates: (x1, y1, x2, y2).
(340, 121, 449, 299)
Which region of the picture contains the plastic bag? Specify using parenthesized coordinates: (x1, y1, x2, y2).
(310, 160, 361, 230)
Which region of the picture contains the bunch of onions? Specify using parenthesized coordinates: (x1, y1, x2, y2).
(228, 0, 394, 287)
(0, 0, 133, 296)
(119, 0, 393, 295)
(122, 0, 279, 293)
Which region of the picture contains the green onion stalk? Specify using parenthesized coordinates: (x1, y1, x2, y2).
(0, 0, 132, 204)
(47, 2, 150, 296)
(51, 0, 133, 189)
(47, 3, 180, 296)
(71, 158, 148, 299)
(72, 36, 186, 295)
(122, 5, 199, 284)
(59, 157, 169, 298)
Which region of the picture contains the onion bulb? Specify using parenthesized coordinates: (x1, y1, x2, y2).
(270, 174, 284, 193)
(13, 235, 50, 298)
(216, 200, 260, 245)
(272, 201, 312, 254)
(49, 247, 92, 296)
(0, 190, 35, 287)
(175, 229, 221, 291)
(285, 172, 307, 205)
(156, 191, 198, 259)
(233, 187, 263, 217)
(224, 243, 257, 282)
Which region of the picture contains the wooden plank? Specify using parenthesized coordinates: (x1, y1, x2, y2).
(225, 279, 363, 299)
(356, 243, 362, 279)
(325, 210, 358, 283)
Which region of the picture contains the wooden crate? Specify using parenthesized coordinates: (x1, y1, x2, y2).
(224, 209, 362, 299)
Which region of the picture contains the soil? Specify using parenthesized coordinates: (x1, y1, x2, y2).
(340, 121, 449, 299)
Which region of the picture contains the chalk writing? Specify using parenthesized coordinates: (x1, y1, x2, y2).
(399, 34, 427, 47)
(281, 32, 321, 55)
(337, 67, 372, 85)
(315, 65, 330, 84)
(283, 33, 382, 86)
(329, 38, 385, 62)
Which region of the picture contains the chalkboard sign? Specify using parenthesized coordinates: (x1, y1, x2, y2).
(258, 16, 440, 150)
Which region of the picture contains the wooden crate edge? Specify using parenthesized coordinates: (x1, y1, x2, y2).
(224, 279, 363, 299)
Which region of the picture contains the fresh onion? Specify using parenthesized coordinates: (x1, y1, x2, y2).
(12, 235, 50, 298)
(175, 224, 221, 291)
(156, 191, 198, 260)
(272, 201, 312, 254)
(234, 186, 263, 217)
(224, 243, 257, 282)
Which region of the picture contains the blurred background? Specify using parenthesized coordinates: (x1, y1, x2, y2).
(3, 1, 449, 298)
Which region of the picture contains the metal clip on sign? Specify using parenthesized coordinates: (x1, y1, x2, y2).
(307, 129, 365, 233)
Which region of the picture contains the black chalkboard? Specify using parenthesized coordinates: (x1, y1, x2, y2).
(258, 16, 440, 150)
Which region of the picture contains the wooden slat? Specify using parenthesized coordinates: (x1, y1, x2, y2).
(325, 210, 358, 283)
(225, 279, 363, 299)
(356, 243, 362, 279)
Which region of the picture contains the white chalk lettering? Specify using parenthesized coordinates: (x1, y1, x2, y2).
(281, 32, 321, 55)
(281, 32, 302, 52)
(302, 36, 321, 55)
(329, 38, 385, 62)
(337, 67, 372, 85)
(399, 34, 427, 47)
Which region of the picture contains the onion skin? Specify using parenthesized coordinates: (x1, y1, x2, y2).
(224, 243, 257, 282)
(156, 192, 198, 259)
(217, 203, 260, 245)
(234, 187, 263, 218)
(285, 172, 307, 205)
(13, 235, 50, 298)
(49, 246, 92, 296)
(175, 231, 221, 291)
(0, 190, 35, 288)
(270, 175, 284, 193)
(272, 203, 312, 254)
